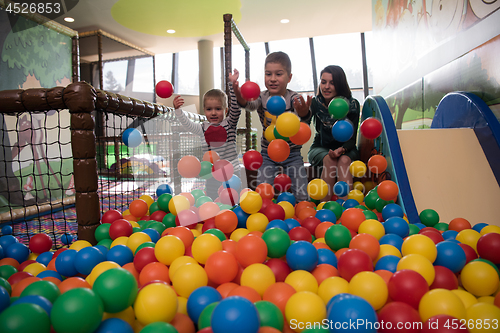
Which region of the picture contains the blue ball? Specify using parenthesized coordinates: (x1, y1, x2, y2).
(335, 198, 345, 206)
(317, 248, 337, 268)
(284, 218, 301, 231)
(286, 241, 318, 272)
(187, 286, 222, 324)
(233, 206, 250, 229)
(74, 246, 106, 275)
(472, 222, 488, 233)
(36, 270, 63, 281)
(95, 318, 134, 333)
(106, 245, 133, 266)
(224, 175, 242, 191)
(327, 294, 377, 333)
(435, 241, 467, 273)
(277, 192, 296, 206)
(12, 295, 52, 315)
(122, 128, 142, 148)
(442, 230, 458, 240)
(0, 286, 9, 313)
(94, 245, 109, 257)
(266, 219, 290, 233)
(156, 184, 173, 197)
(315, 209, 337, 223)
(60, 233, 73, 245)
(383, 217, 409, 238)
(374, 255, 400, 272)
(5, 242, 29, 263)
(0, 234, 18, 250)
(36, 251, 54, 266)
(379, 233, 404, 251)
(55, 249, 78, 277)
(211, 296, 260, 333)
(142, 228, 161, 243)
(1, 225, 12, 235)
(266, 96, 287, 116)
(413, 223, 427, 230)
(342, 199, 359, 209)
(333, 181, 349, 197)
(331, 120, 354, 142)
(381, 203, 404, 220)
(0, 245, 3, 260)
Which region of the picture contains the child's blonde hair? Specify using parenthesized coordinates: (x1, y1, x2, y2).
(203, 89, 228, 110)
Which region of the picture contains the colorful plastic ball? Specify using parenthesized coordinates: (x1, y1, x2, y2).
(94, 318, 133, 333)
(376, 180, 398, 202)
(286, 241, 318, 272)
(465, 302, 500, 333)
(101, 209, 123, 224)
(266, 95, 287, 116)
(254, 300, 284, 331)
(240, 191, 263, 214)
(156, 184, 173, 197)
(324, 224, 352, 251)
(317, 248, 338, 267)
(378, 301, 421, 333)
(348, 271, 388, 310)
(106, 244, 134, 266)
(122, 128, 142, 148)
(186, 286, 222, 324)
(108, 219, 133, 240)
(327, 294, 377, 333)
(263, 204, 285, 222)
(235, 235, 268, 268)
(240, 81, 260, 101)
(348, 160, 367, 178)
(349, 233, 380, 261)
(367, 155, 387, 175)
(204, 250, 239, 284)
(381, 203, 404, 220)
(168, 195, 190, 216)
(54, 249, 78, 277)
(276, 191, 295, 206)
(274, 174, 292, 192)
(433, 241, 466, 273)
(331, 119, 353, 142)
(419, 289, 466, 323)
(93, 267, 138, 313)
(73, 246, 105, 275)
(341, 198, 358, 209)
(388, 269, 429, 309)
(276, 112, 300, 138)
(397, 253, 435, 286)
(307, 178, 328, 200)
(5, 242, 29, 263)
(477, 232, 500, 264)
(359, 117, 383, 140)
(401, 234, 437, 263)
(472, 222, 488, 233)
(156, 80, 174, 98)
(154, 235, 185, 266)
(242, 150, 263, 170)
(430, 265, 458, 290)
(448, 217, 471, 231)
(178, 155, 201, 178)
(212, 159, 234, 182)
(337, 249, 373, 281)
(261, 228, 289, 259)
(285, 291, 326, 331)
(328, 97, 349, 119)
(0, 302, 51, 333)
(29, 233, 53, 254)
(460, 260, 499, 297)
(268, 139, 290, 162)
(374, 255, 400, 273)
(134, 282, 177, 325)
(419, 209, 440, 227)
(383, 217, 409, 238)
(211, 296, 260, 333)
(240, 263, 276, 297)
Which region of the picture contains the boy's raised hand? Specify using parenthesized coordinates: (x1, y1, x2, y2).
(173, 95, 184, 109)
(228, 68, 240, 84)
(229, 69, 247, 106)
(294, 94, 312, 117)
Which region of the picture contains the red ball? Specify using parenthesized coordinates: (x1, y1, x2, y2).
(264, 204, 285, 221)
(336, 249, 373, 281)
(377, 302, 421, 333)
(155, 80, 174, 99)
(387, 269, 429, 309)
(422, 314, 468, 333)
(477, 232, 500, 264)
(419, 230, 445, 245)
(301, 217, 321, 235)
(7, 271, 34, 286)
(264, 258, 291, 282)
(133, 247, 158, 272)
(202, 217, 216, 233)
(29, 233, 53, 253)
(288, 226, 312, 242)
(108, 219, 133, 240)
(219, 188, 239, 206)
(18, 260, 37, 272)
(458, 243, 478, 264)
(150, 210, 167, 222)
(212, 159, 234, 182)
(360, 117, 383, 140)
(259, 198, 274, 214)
(101, 209, 123, 224)
(242, 150, 263, 170)
(240, 81, 260, 101)
(274, 174, 292, 193)
(430, 265, 458, 290)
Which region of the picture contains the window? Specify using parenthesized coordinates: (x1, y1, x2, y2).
(155, 53, 173, 82)
(132, 57, 154, 93)
(177, 49, 199, 95)
(364, 31, 374, 89)
(103, 60, 127, 92)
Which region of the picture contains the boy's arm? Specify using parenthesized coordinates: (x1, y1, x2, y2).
(226, 82, 242, 127)
(173, 96, 204, 136)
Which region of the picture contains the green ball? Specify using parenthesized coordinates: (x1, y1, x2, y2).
(135, 242, 156, 255)
(0, 277, 12, 295)
(157, 193, 172, 212)
(132, 227, 143, 233)
(0, 265, 17, 280)
(146, 221, 166, 235)
(408, 223, 420, 236)
(354, 205, 368, 211)
(95, 223, 111, 242)
(195, 196, 213, 208)
(375, 198, 393, 213)
(0, 303, 50, 333)
(21, 280, 60, 303)
(324, 224, 352, 251)
(471, 258, 500, 278)
(162, 213, 177, 229)
(93, 268, 138, 313)
(148, 202, 160, 215)
(273, 127, 289, 141)
(198, 301, 218, 330)
(364, 190, 380, 210)
(434, 222, 449, 232)
(217, 203, 233, 210)
(262, 228, 290, 258)
(419, 209, 439, 227)
(204, 228, 227, 242)
(255, 300, 284, 330)
(323, 201, 343, 220)
(328, 97, 349, 119)
(140, 322, 179, 333)
(362, 209, 378, 221)
(97, 238, 113, 250)
(50, 288, 104, 333)
(191, 189, 206, 201)
(199, 161, 213, 180)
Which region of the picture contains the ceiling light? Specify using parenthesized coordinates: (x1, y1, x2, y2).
(64, 17, 74, 23)
(167, 29, 176, 34)
(280, 19, 289, 24)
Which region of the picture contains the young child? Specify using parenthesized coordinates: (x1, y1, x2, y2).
(234, 52, 311, 201)
(173, 70, 243, 200)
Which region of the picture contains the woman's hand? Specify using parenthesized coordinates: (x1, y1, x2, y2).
(294, 94, 312, 117)
(329, 147, 345, 159)
(173, 96, 184, 109)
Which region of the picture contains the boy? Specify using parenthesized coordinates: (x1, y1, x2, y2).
(173, 70, 243, 200)
(234, 52, 311, 201)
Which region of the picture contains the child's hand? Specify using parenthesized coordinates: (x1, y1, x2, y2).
(228, 69, 239, 84)
(329, 147, 345, 159)
(173, 96, 184, 109)
(294, 95, 312, 117)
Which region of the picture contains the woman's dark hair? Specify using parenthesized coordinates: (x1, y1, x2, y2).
(318, 65, 352, 99)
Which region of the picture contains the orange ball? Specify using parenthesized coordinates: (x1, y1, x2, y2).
(374, 269, 393, 285)
(198, 202, 221, 222)
(168, 226, 195, 249)
(235, 235, 268, 267)
(312, 263, 339, 285)
(180, 192, 196, 206)
(178, 155, 201, 178)
(289, 122, 312, 145)
(297, 207, 317, 220)
(139, 262, 170, 286)
(205, 250, 239, 285)
(122, 262, 140, 282)
(335, 248, 349, 259)
(58, 277, 91, 294)
(349, 233, 380, 261)
(256, 183, 275, 200)
(227, 285, 261, 303)
(41, 277, 62, 286)
(313, 242, 331, 250)
(11, 277, 41, 297)
(315, 222, 335, 239)
(448, 217, 471, 232)
(295, 201, 315, 214)
(0, 258, 20, 269)
(203, 151, 220, 164)
(367, 155, 387, 175)
(222, 239, 237, 255)
(377, 180, 399, 201)
(129, 199, 149, 218)
(214, 210, 238, 234)
(340, 208, 366, 233)
(268, 139, 290, 162)
(170, 313, 196, 333)
(262, 282, 296, 317)
(217, 282, 240, 298)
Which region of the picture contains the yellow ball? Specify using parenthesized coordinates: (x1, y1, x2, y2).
(419, 289, 466, 323)
(27, 252, 38, 261)
(69, 240, 92, 251)
(122, 209, 131, 216)
(477, 296, 495, 304)
(284, 270, 318, 293)
(359, 219, 386, 240)
(129, 221, 140, 228)
(364, 180, 376, 192)
(374, 244, 402, 264)
(451, 289, 478, 309)
(230, 228, 250, 241)
(460, 261, 499, 297)
(349, 271, 388, 310)
(318, 276, 349, 304)
(240, 263, 276, 297)
(397, 253, 435, 286)
(139, 195, 154, 207)
(278, 201, 295, 219)
(465, 303, 500, 333)
(191, 233, 223, 264)
(456, 229, 481, 251)
(246, 213, 269, 233)
(127, 232, 152, 254)
(23, 262, 46, 277)
(313, 237, 326, 244)
(353, 181, 365, 193)
(307, 178, 329, 200)
(401, 234, 437, 263)
(111, 236, 129, 248)
(239, 191, 263, 214)
(347, 189, 364, 204)
(103, 306, 135, 327)
(169, 195, 190, 216)
(171, 263, 208, 297)
(480, 225, 500, 235)
(276, 112, 300, 137)
(264, 125, 276, 142)
(134, 283, 178, 325)
(168, 256, 198, 281)
(88, 261, 121, 286)
(155, 235, 185, 265)
(191, 229, 202, 238)
(285, 291, 326, 332)
(316, 202, 326, 210)
(349, 160, 367, 178)
(177, 296, 188, 315)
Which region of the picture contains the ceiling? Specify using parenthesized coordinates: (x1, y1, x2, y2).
(53, 0, 372, 55)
